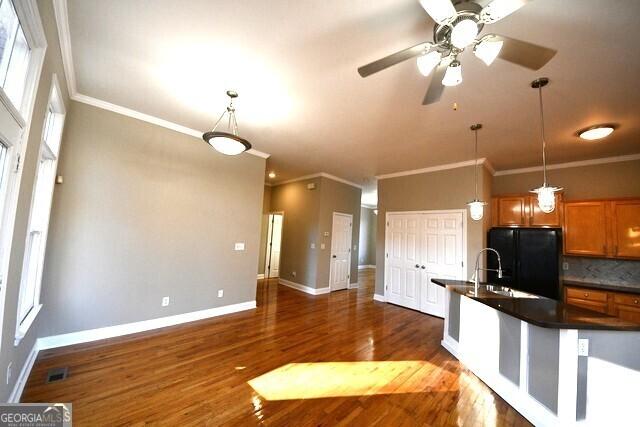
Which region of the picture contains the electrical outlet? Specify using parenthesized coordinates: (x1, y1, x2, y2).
(218, 290, 224, 298)
(562, 262, 569, 271)
(234, 242, 245, 251)
(578, 338, 589, 356)
(292, 271, 297, 277)
(6, 362, 12, 385)
(310, 243, 315, 249)
(162, 297, 170, 307)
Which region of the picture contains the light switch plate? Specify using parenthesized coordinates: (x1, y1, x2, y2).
(562, 262, 569, 271)
(323, 231, 330, 237)
(234, 242, 245, 251)
(578, 339, 589, 356)
(162, 297, 170, 307)
(218, 290, 224, 298)
(320, 243, 325, 250)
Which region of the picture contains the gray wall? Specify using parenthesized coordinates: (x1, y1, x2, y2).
(358, 207, 376, 266)
(317, 177, 361, 286)
(270, 178, 321, 287)
(38, 101, 265, 336)
(257, 185, 271, 276)
(0, 0, 71, 402)
(375, 165, 492, 295)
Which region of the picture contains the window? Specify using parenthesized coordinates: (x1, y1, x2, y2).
(0, 0, 32, 110)
(15, 77, 65, 342)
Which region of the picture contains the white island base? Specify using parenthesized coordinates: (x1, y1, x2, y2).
(441, 288, 640, 427)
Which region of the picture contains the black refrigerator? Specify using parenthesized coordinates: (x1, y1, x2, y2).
(487, 228, 562, 299)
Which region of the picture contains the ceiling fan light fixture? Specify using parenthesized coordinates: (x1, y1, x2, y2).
(417, 50, 441, 76)
(202, 90, 252, 156)
(442, 60, 462, 86)
(480, 0, 527, 24)
(474, 37, 503, 66)
(450, 19, 479, 49)
(419, 0, 457, 24)
(577, 124, 616, 140)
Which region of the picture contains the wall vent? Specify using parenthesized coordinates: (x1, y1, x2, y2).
(46, 367, 68, 383)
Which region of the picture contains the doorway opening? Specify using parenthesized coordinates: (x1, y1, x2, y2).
(265, 212, 284, 280)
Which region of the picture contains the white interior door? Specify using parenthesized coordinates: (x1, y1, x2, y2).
(419, 212, 464, 317)
(265, 213, 283, 278)
(329, 212, 352, 291)
(386, 214, 420, 310)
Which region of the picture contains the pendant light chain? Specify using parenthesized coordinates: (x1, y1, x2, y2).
(537, 84, 548, 187)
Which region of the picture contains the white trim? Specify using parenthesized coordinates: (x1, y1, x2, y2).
(361, 204, 377, 209)
(8, 340, 39, 403)
(376, 158, 492, 180)
(51, 2, 269, 160)
(373, 293, 386, 302)
(257, 274, 265, 280)
(358, 264, 376, 270)
(37, 301, 256, 350)
(273, 172, 362, 189)
(278, 278, 330, 295)
(348, 282, 359, 289)
(441, 337, 459, 358)
(494, 153, 640, 176)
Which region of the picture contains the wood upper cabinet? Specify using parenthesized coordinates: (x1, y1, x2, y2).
(497, 197, 527, 226)
(564, 201, 608, 256)
(491, 193, 563, 228)
(611, 200, 640, 259)
(563, 198, 640, 260)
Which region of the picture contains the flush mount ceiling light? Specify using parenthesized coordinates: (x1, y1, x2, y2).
(202, 91, 252, 156)
(467, 123, 487, 221)
(530, 77, 562, 214)
(577, 124, 617, 140)
(358, 0, 557, 105)
(268, 171, 276, 179)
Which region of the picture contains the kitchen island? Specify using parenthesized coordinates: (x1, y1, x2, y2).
(432, 278, 640, 427)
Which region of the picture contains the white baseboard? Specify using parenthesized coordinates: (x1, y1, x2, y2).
(373, 293, 386, 302)
(441, 338, 459, 358)
(358, 265, 376, 270)
(278, 278, 330, 295)
(37, 301, 257, 351)
(8, 340, 39, 403)
(257, 274, 264, 279)
(348, 282, 359, 289)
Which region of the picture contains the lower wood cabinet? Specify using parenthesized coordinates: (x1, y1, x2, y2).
(565, 285, 640, 322)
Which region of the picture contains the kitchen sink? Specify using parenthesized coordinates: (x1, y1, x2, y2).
(485, 285, 540, 298)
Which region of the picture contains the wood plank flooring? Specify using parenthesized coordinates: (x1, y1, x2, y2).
(22, 269, 530, 426)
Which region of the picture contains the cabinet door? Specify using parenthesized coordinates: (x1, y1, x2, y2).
(611, 200, 640, 259)
(529, 194, 563, 227)
(564, 202, 607, 256)
(614, 304, 640, 323)
(498, 197, 527, 226)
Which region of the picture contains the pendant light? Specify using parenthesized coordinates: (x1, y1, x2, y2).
(467, 123, 487, 221)
(202, 90, 252, 155)
(530, 78, 562, 213)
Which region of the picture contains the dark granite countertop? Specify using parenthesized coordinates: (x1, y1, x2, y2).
(562, 279, 640, 296)
(432, 279, 640, 332)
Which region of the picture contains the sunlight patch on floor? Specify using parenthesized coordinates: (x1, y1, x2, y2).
(248, 361, 445, 400)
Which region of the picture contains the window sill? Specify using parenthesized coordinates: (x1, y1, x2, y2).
(14, 303, 42, 347)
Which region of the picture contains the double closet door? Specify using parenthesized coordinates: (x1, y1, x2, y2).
(385, 211, 465, 317)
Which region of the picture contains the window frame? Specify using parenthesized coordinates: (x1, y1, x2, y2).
(15, 74, 65, 344)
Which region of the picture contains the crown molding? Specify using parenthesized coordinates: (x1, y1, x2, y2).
(376, 158, 491, 180)
(494, 153, 640, 176)
(361, 204, 377, 209)
(52, 0, 269, 160)
(272, 172, 363, 189)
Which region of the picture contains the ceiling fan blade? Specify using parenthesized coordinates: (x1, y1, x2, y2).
(358, 42, 430, 77)
(418, 0, 457, 24)
(422, 63, 448, 105)
(480, 0, 532, 24)
(495, 35, 556, 70)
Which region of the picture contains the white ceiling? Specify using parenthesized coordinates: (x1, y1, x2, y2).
(65, 0, 640, 197)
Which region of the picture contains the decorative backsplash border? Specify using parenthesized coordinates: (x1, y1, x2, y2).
(562, 256, 640, 290)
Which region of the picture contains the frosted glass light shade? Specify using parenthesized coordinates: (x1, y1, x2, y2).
(467, 200, 487, 221)
(417, 51, 441, 76)
(203, 132, 251, 155)
(419, 0, 457, 24)
(474, 38, 503, 66)
(451, 19, 479, 49)
(578, 126, 615, 140)
(531, 185, 561, 213)
(442, 61, 462, 86)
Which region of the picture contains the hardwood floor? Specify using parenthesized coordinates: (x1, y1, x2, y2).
(23, 269, 530, 426)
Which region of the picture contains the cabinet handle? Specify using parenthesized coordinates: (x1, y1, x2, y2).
(634, 299, 638, 305)
(584, 293, 589, 297)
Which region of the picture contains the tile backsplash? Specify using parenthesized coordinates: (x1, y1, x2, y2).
(562, 256, 640, 290)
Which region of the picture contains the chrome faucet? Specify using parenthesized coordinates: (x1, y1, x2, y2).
(472, 248, 503, 293)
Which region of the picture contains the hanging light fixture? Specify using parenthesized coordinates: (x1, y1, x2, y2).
(202, 90, 252, 155)
(467, 123, 487, 221)
(530, 78, 562, 213)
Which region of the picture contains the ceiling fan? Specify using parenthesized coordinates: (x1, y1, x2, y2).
(357, 0, 557, 105)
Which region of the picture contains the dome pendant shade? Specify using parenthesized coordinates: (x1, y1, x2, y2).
(202, 90, 252, 155)
(531, 185, 561, 214)
(467, 200, 487, 221)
